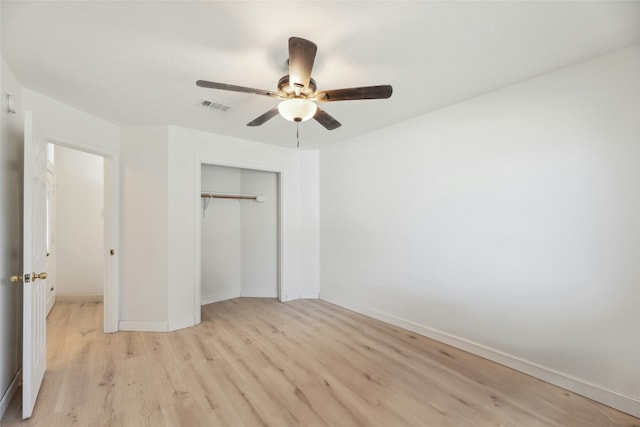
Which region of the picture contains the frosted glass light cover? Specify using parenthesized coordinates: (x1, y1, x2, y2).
(278, 99, 317, 122)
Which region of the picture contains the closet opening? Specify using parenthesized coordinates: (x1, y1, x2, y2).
(197, 163, 281, 313)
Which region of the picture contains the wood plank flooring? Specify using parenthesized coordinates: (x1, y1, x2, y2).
(2, 298, 639, 426)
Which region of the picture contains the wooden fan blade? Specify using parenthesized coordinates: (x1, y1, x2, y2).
(313, 107, 341, 130)
(247, 106, 279, 127)
(196, 80, 281, 98)
(288, 37, 317, 91)
(315, 85, 393, 102)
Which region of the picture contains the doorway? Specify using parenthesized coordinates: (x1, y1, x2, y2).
(198, 164, 281, 310)
(46, 141, 119, 333)
(47, 144, 104, 308)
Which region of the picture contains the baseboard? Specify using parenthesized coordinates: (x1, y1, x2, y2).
(319, 293, 640, 418)
(201, 290, 315, 305)
(240, 288, 278, 298)
(280, 289, 320, 302)
(299, 289, 320, 299)
(0, 368, 21, 420)
(118, 320, 169, 332)
(168, 316, 196, 332)
(56, 293, 103, 303)
(201, 290, 241, 305)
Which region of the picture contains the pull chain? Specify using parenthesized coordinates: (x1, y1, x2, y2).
(296, 121, 300, 148)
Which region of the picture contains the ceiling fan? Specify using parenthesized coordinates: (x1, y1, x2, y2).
(196, 37, 393, 131)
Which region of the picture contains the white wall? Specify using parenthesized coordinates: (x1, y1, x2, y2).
(239, 168, 278, 298)
(299, 153, 320, 295)
(54, 145, 104, 297)
(167, 125, 320, 330)
(201, 165, 278, 303)
(22, 90, 119, 156)
(319, 45, 640, 416)
(119, 126, 169, 330)
(0, 56, 24, 416)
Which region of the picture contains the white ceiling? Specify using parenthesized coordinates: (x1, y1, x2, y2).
(2, 1, 640, 149)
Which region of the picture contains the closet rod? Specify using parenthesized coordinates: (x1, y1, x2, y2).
(201, 193, 259, 201)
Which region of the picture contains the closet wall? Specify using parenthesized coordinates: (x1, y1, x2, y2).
(201, 165, 278, 304)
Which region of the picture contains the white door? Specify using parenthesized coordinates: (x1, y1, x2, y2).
(22, 111, 48, 419)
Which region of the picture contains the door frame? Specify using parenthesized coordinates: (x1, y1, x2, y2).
(194, 158, 283, 325)
(47, 139, 120, 333)
(45, 160, 56, 316)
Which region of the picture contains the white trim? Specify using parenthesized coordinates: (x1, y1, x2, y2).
(193, 157, 202, 325)
(299, 290, 320, 299)
(277, 171, 284, 303)
(240, 289, 278, 298)
(201, 290, 241, 305)
(168, 318, 195, 332)
(320, 293, 640, 418)
(103, 155, 120, 333)
(55, 294, 103, 303)
(0, 369, 21, 420)
(194, 158, 284, 324)
(118, 321, 169, 332)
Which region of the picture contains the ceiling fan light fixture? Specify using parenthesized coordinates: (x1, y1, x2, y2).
(278, 98, 317, 122)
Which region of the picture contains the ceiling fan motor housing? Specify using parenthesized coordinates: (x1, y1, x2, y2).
(278, 75, 317, 98)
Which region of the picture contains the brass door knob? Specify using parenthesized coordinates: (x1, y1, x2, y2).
(9, 275, 23, 283)
(33, 272, 48, 280)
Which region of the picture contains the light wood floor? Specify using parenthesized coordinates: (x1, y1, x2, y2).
(3, 299, 639, 426)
